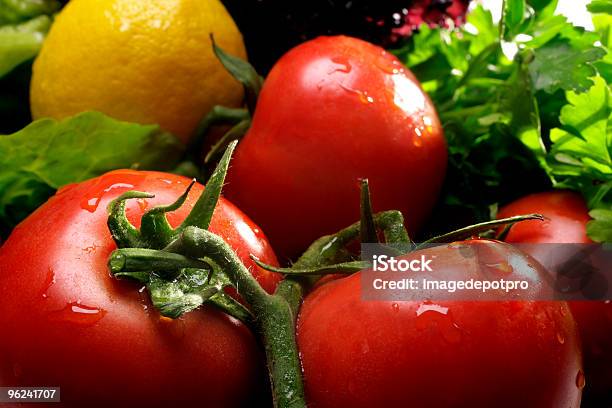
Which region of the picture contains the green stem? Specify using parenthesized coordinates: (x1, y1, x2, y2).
(274, 210, 411, 316)
(109, 248, 210, 273)
(188, 105, 249, 161)
(253, 256, 367, 276)
(420, 213, 544, 246)
(107, 191, 153, 248)
(295, 210, 411, 269)
(167, 227, 306, 408)
(204, 119, 250, 164)
(140, 180, 195, 248)
(178, 140, 237, 232)
(360, 179, 378, 244)
(272, 278, 305, 321)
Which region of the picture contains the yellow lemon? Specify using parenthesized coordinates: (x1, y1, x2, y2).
(30, 0, 246, 142)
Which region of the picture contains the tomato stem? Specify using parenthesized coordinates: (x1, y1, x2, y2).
(419, 213, 544, 247)
(107, 141, 306, 407)
(178, 141, 237, 233)
(360, 179, 379, 244)
(294, 210, 411, 269)
(204, 119, 250, 164)
(140, 179, 196, 248)
(167, 226, 306, 408)
(189, 105, 249, 157)
(109, 228, 307, 407)
(252, 256, 367, 276)
(109, 248, 211, 274)
(107, 191, 154, 248)
(271, 210, 412, 317)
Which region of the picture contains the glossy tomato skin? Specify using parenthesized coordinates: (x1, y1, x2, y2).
(225, 35, 447, 259)
(298, 240, 582, 408)
(497, 191, 592, 244)
(0, 170, 281, 408)
(499, 191, 612, 405)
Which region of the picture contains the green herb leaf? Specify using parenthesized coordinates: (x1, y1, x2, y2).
(588, 0, 612, 15)
(210, 34, 262, 115)
(587, 208, 612, 242)
(547, 76, 611, 211)
(395, 3, 610, 238)
(0, 112, 184, 234)
(529, 37, 607, 93)
(503, 0, 527, 40)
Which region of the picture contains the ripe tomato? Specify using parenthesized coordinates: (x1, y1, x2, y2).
(498, 191, 611, 405)
(225, 35, 447, 258)
(497, 191, 592, 244)
(297, 240, 582, 408)
(0, 170, 281, 407)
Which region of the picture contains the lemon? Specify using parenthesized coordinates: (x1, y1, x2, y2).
(30, 0, 247, 142)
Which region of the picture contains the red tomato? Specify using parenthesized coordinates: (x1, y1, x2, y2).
(0, 170, 281, 407)
(225, 35, 447, 259)
(499, 191, 611, 405)
(497, 191, 592, 244)
(298, 240, 583, 408)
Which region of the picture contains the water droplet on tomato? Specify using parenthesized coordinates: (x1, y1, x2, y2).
(485, 262, 514, 274)
(137, 198, 149, 211)
(329, 57, 352, 74)
(359, 92, 375, 104)
(412, 134, 423, 147)
(392, 302, 400, 312)
(416, 302, 448, 317)
(576, 370, 586, 389)
(49, 302, 107, 325)
(338, 83, 374, 104)
(80, 183, 136, 212)
(81, 244, 98, 254)
(415, 302, 462, 344)
(40, 268, 56, 299)
(375, 58, 403, 75)
(556, 332, 565, 345)
(137, 286, 151, 314)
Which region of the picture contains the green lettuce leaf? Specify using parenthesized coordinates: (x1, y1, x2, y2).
(0, 0, 59, 25)
(0, 112, 184, 234)
(0, 15, 52, 77)
(0, 0, 61, 132)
